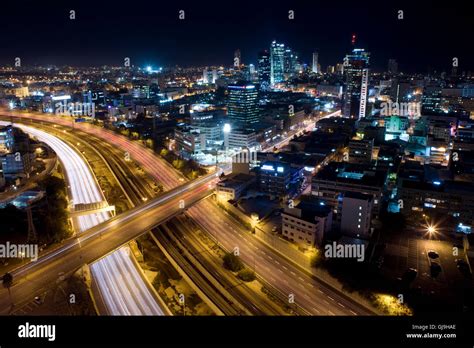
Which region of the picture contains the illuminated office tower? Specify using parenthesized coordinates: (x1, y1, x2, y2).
(283, 47, 298, 77)
(227, 82, 260, 127)
(270, 41, 285, 85)
(257, 50, 271, 90)
(312, 51, 319, 74)
(342, 48, 370, 119)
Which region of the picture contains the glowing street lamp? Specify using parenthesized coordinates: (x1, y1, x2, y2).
(427, 225, 437, 234)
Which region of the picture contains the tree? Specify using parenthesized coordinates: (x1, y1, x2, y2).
(223, 253, 244, 272)
(2, 272, 13, 304)
(238, 268, 256, 282)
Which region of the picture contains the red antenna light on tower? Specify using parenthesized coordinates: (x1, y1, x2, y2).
(351, 34, 356, 46)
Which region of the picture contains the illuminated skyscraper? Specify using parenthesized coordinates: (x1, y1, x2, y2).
(342, 48, 370, 118)
(257, 50, 271, 90)
(270, 41, 285, 85)
(227, 82, 260, 127)
(312, 51, 319, 74)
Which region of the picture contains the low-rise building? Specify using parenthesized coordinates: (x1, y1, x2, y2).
(258, 161, 303, 197)
(216, 173, 255, 201)
(227, 128, 258, 150)
(348, 138, 374, 164)
(312, 162, 387, 217)
(0, 125, 14, 153)
(339, 192, 373, 239)
(282, 199, 333, 248)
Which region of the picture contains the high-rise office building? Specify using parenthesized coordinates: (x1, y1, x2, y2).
(283, 47, 298, 77)
(312, 51, 319, 74)
(388, 59, 398, 74)
(342, 48, 370, 119)
(270, 41, 285, 85)
(202, 68, 218, 84)
(227, 82, 260, 127)
(257, 50, 271, 90)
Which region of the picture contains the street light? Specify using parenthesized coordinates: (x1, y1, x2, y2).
(427, 225, 437, 234)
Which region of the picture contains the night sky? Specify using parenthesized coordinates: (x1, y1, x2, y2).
(1, 0, 473, 73)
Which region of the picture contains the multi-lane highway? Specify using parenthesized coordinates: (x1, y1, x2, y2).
(188, 199, 374, 315)
(0, 169, 216, 314)
(263, 110, 342, 152)
(90, 247, 166, 315)
(0, 121, 184, 315)
(0, 109, 374, 316)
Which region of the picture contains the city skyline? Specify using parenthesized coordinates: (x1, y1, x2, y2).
(1, 0, 473, 72)
(1, 1, 474, 346)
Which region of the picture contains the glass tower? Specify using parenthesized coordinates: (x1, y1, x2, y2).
(270, 41, 285, 85)
(227, 82, 260, 127)
(342, 48, 370, 119)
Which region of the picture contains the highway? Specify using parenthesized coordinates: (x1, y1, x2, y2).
(90, 247, 165, 315)
(0, 169, 216, 314)
(0, 110, 374, 316)
(188, 199, 374, 315)
(158, 217, 288, 315)
(263, 110, 342, 152)
(1, 110, 183, 189)
(0, 121, 172, 315)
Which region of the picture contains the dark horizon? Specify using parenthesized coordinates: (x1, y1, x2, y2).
(1, 0, 473, 74)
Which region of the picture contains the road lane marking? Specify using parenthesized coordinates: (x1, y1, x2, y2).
(337, 302, 345, 308)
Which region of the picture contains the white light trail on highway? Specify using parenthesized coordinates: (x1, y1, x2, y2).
(1, 122, 165, 316)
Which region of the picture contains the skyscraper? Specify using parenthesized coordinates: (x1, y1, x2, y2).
(257, 50, 271, 90)
(312, 52, 319, 74)
(283, 47, 298, 77)
(388, 59, 398, 74)
(270, 41, 285, 85)
(227, 81, 260, 127)
(342, 48, 370, 119)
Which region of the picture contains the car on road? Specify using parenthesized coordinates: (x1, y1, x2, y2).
(427, 250, 439, 259)
(34, 296, 42, 305)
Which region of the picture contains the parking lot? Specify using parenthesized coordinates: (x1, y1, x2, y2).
(381, 228, 473, 310)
